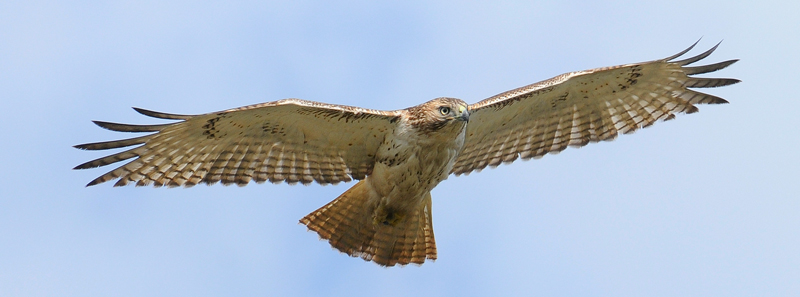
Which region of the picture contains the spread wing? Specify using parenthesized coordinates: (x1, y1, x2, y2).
(74, 99, 402, 187)
(452, 41, 739, 175)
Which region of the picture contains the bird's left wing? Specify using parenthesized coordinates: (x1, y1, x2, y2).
(74, 99, 402, 187)
(452, 41, 739, 175)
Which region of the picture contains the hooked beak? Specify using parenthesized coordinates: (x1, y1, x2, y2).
(456, 105, 470, 122)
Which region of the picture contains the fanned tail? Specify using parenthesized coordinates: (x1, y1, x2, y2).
(300, 180, 437, 266)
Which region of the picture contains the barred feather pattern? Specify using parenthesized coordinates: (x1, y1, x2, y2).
(300, 181, 437, 266)
(451, 41, 739, 175)
(74, 99, 401, 187)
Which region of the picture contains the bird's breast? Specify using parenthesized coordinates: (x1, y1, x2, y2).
(369, 125, 465, 200)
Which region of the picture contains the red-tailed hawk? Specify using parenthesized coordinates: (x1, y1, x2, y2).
(74, 41, 739, 266)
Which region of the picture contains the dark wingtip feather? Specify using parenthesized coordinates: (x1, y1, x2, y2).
(72, 148, 140, 170)
(86, 172, 118, 186)
(133, 107, 193, 120)
(672, 41, 722, 66)
(72, 158, 103, 170)
(683, 59, 739, 75)
(73, 161, 97, 170)
(677, 90, 731, 105)
(685, 78, 741, 88)
(73, 134, 152, 151)
(93, 120, 171, 132)
(85, 178, 102, 187)
(663, 39, 701, 61)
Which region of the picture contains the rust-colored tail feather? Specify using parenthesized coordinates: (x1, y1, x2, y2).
(300, 180, 437, 266)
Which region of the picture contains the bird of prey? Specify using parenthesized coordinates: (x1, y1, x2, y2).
(74, 41, 739, 267)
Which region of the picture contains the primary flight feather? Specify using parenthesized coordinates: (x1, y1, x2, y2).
(75, 41, 739, 266)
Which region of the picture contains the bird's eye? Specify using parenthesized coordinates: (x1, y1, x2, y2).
(439, 106, 450, 115)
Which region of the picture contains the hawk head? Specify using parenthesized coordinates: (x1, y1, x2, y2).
(406, 97, 469, 135)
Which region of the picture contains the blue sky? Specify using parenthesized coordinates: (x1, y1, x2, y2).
(2, 1, 798, 296)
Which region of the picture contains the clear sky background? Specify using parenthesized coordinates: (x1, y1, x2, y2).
(2, 1, 798, 296)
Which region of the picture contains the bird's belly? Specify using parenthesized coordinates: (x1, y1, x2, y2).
(367, 142, 460, 214)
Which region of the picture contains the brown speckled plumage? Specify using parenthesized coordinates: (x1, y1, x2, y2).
(452, 41, 738, 175)
(75, 41, 739, 266)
